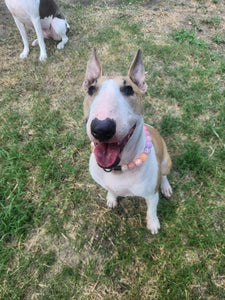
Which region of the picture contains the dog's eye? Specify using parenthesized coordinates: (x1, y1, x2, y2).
(88, 85, 97, 96)
(120, 85, 134, 96)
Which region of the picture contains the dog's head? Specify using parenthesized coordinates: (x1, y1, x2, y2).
(83, 49, 147, 169)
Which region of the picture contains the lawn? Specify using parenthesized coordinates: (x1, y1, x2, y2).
(0, 0, 224, 299)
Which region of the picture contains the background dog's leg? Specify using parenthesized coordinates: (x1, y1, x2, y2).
(106, 191, 118, 208)
(145, 193, 160, 234)
(161, 175, 172, 198)
(31, 39, 39, 47)
(32, 30, 48, 47)
(31, 17, 47, 61)
(13, 18, 29, 59)
(57, 35, 68, 50)
(51, 18, 69, 49)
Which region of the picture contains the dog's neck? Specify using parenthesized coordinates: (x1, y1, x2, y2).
(121, 120, 145, 163)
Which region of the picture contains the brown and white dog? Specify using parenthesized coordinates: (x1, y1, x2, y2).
(5, 0, 70, 61)
(83, 49, 172, 234)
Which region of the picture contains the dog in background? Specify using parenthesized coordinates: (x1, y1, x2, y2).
(5, 0, 70, 61)
(83, 49, 173, 234)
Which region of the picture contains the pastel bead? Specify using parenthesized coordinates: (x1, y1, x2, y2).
(135, 158, 143, 166)
(139, 153, 148, 161)
(146, 136, 152, 142)
(144, 147, 151, 154)
(128, 162, 136, 170)
(143, 126, 147, 131)
(121, 164, 128, 172)
(146, 142, 152, 148)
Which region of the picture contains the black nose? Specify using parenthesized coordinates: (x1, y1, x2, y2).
(91, 118, 116, 141)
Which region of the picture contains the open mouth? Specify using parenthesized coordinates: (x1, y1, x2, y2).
(93, 124, 136, 169)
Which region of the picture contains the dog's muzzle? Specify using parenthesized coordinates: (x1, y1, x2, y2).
(90, 121, 136, 170)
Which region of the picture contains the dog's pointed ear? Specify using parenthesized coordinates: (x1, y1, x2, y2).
(83, 48, 102, 90)
(128, 50, 147, 93)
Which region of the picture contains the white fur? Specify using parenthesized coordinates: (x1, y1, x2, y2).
(88, 80, 171, 234)
(161, 175, 173, 198)
(5, 0, 69, 61)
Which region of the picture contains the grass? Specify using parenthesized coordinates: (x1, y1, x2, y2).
(173, 28, 207, 47)
(212, 33, 225, 44)
(201, 16, 221, 28)
(0, 0, 225, 299)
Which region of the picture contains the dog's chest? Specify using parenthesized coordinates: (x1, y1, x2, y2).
(90, 152, 159, 198)
(104, 172, 140, 197)
(40, 16, 53, 31)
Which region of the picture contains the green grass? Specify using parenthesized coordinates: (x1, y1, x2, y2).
(212, 33, 225, 44)
(173, 28, 207, 47)
(201, 16, 221, 28)
(0, 0, 225, 299)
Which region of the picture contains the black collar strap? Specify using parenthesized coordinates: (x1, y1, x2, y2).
(102, 165, 122, 172)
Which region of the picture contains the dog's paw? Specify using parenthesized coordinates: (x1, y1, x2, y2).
(106, 192, 118, 208)
(57, 42, 65, 50)
(107, 198, 118, 208)
(39, 52, 47, 61)
(20, 50, 29, 59)
(161, 176, 173, 198)
(147, 217, 160, 234)
(161, 184, 173, 198)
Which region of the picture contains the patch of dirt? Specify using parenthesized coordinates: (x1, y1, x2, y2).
(138, 0, 225, 52)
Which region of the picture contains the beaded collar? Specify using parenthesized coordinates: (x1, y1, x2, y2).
(91, 125, 152, 172)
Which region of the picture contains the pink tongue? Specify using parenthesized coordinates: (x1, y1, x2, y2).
(94, 143, 120, 168)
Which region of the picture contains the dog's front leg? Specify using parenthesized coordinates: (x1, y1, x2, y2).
(51, 18, 69, 50)
(145, 193, 160, 234)
(57, 35, 68, 50)
(31, 17, 47, 61)
(13, 18, 29, 59)
(160, 175, 173, 198)
(107, 191, 118, 208)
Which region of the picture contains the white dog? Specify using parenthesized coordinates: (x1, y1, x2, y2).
(5, 0, 70, 61)
(83, 49, 173, 234)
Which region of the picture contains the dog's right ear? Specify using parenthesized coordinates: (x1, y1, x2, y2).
(83, 48, 102, 90)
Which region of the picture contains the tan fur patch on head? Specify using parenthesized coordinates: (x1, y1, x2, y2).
(113, 76, 144, 114)
(83, 75, 144, 121)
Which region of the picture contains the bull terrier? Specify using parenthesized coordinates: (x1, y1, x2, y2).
(83, 49, 172, 234)
(5, 0, 70, 61)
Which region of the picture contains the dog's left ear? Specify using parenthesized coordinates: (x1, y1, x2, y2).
(128, 50, 147, 93)
(83, 48, 102, 90)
